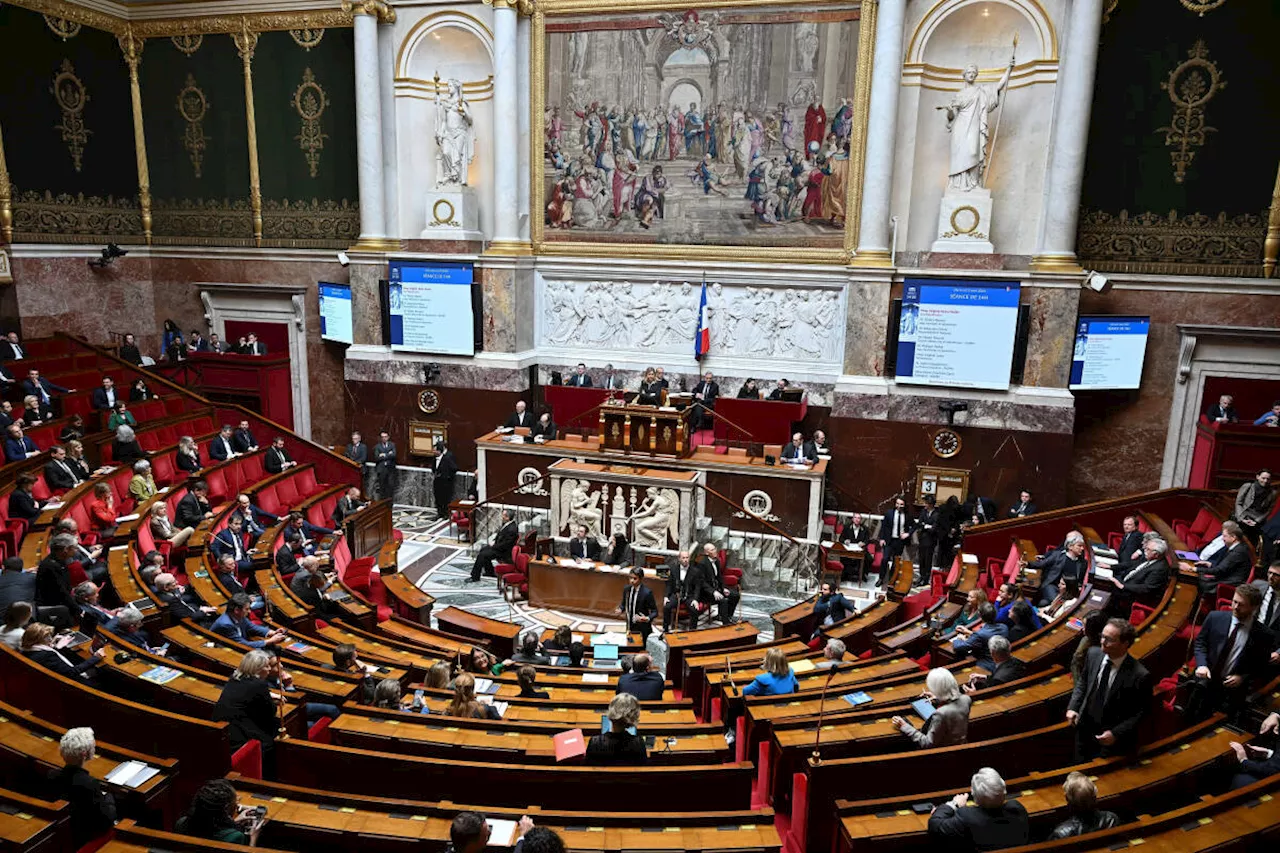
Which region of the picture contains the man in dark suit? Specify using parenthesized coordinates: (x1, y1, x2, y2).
(432, 439, 457, 516)
(175, 481, 213, 529)
(44, 445, 85, 492)
(662, 549, 692, 632)
(232, 493, 277, 539)
(1194, 520, 1252, 595)
(118, 333, 143, 365)
(963, 636, 1024, 693)
(373, 431, 397, 499)
(332, 487, 367, 526)
(1206, 394, 1237, 423)
(284, 512, 334, 557)
(503, 402, 532, 429)
(471, 509, 518, 582)
(617, 568, 658, 645)
(766, 378, 790, 400)
(965, 495, 997, 526)
(599, 365, 622, 391)
(242, 333, 267, 355)
(232, 419, 259, 453)
(1007, 489, 1037, 518)
(813, 581, 854, 629)
(1249, 561, 1280, 650)
(781, 432, 815, 464)
(927, 768, 1029, 849)
(211, 517, 253, 573)
(690, 371, 719, 430)
(36, 534, 81, 616)
(1110, 539, 1171, 613)
(531, 413, 557, 441)
(616, 652, 663, 700)
(1111, 516, 1145, 574)
(916, 495, 940, 576)
(1066, 617, 1150, 759)
(264, 437, 296, 474)
(1, 332, 26, 360)
(568, 525, 601, 561)
(207, 333, 229, 354)
(209, 425, 237, 462)
(0, 556, 72, 629)
(1027, 532, 1088, 606)
(1192, 584, 1273, 716)
(89, 377, 118, 411)
(877, 497, 914, 584)
(1228, 711, 1280, 789)
(345, 431, 368, 465)
(22, 369, 72, 406)
(154, 572, 215, 624)
(187, 330, 208, 352)
(696, 542, 739, 624)
(566, 363, 593, 387)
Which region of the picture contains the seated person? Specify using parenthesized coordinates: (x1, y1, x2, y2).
(105, 606, 166, 654)
(743, 648, 799, 696)
(1049, 772, 1119, 838)
(509, 632, 551, 665)
(87, 483, 118, 537)
(2, 601, 33, 649)
(129, 378, 153, 401)
(59, 415, 86, 443)
(1037, 576, 1081, 622)
(111, 424, 146, 467)
(264, 436, 296, 474)
(812, 582, 854, 634)
(1004, 600, 1039, 644)
(1007, 489, 1038, 518)
(947, 589, 988, 639)
(149, 501, 194, 549)
(616, 653, 664, 701)
(604, 533, 632, 567)
(927, 767, 1029, 849)
(74, 581, 117, 631)
(1109, 538, 1171, 611)
(105, 401, 136, 433)
(1206, 394, 1237, 423)
(128, 460, 157, 504)
(119, 334, 143, 366)
(567, 525, 601, 561)
(565, 641, 586, 668)
(22, 395, 54, 426)
(517, 664, 550, 699)
(55, 519, 107, 583)
(1255, 401, 1280, 428)
(373, 678, 402, 709)
(445, 672, 502, 719)
(284, 511, 335, 555)
(586, 693, 648, 765)
(209, 425, 237, 461)
(213, 554, 253, 599)
(736, 378, 761, 399)
(1229, 711, 1280, 789)
(530, 413, 557, 441)
(22, 369, 71, 404)
(952, 603, 1008, 658)
(542, 625, 573, 654)
(264, 648, 339, 724)
(811, 429, 830, 455)
(211, 594, 285, 649)
(1023, 532, 1087, 606)
(210, 517, 253, 573)
(331, 486, 367, 526)
(1191, 520, 1252, 594)
(54, 728, 117, 848)
(175, 436, 204, 473)
(174, 779, 263, 846)
(232, 420, 259, 453)
(292, 569, 342, 618)
(232, 492, 279, 538)
(44, 445, 86, 492)
(21, 622, 105, 684)
(994, 583, 1042, 631)
(781, 432, 815, 464)
(892, 668, 971, 748)
(4, 424, 37, 463)
(766, 378, 791, 400)
(503, 401, 533, 429)
(154, 572, 217, 623)
(636, 368, 663, 405)
(962, 636, 1024, 694)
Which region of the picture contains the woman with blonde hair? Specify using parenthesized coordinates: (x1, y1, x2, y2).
(176, 435, 203, 473)
(586, 692, 647, 765)
(949, 588, 989, 638)
(891, 668, 971, 748)
(213, 650, 279, 773)
(22, 394, 53, 426)
(373, 678, 402, 709)
(743, 647, 799, 696)
(446, 672, 501, 719)
(150, 500, 193, 548)
(424, 660, 451, 689)
(65, 440, 91, 480)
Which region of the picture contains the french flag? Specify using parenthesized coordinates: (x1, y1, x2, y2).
(695, 279, 710, 360)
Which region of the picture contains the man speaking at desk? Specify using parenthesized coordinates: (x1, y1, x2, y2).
(568, 525, 601, 561)
(618, 568, 658, 645)
(781, 432, 815, 464)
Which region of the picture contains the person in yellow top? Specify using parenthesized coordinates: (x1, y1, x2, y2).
(128, 459, 157, 503)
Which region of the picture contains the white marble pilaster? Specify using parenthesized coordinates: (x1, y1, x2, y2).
(378, 20, 400, 238)
(1031, 0, 1104, 272)
(491, 2, 520, 244)
(855, 0, 907, 264)
(517, 13, 532, 241)
(353, 11, 386, 241)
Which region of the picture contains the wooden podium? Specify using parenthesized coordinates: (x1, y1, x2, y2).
(598, 403, 693, 458)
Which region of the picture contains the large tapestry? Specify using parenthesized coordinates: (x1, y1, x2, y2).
(541, 7, 860, 250)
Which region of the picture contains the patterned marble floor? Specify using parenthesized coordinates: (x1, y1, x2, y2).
(386, 505, 886, 669)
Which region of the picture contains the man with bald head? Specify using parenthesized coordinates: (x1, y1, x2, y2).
(504, 401, 531, 429)
(616, 653, 663, 700)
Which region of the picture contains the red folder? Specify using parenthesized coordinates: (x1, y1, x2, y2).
(553, 728, 587, 762)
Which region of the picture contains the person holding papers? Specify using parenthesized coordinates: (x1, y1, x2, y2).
(586, 693, 648, 765)
(891, 668, 971, 749)
(617, 568, 658, 645)
(781, 432, 815, 464)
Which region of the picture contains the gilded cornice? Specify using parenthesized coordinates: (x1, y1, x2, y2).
(340, 0, 394, 24)
(0, 0, 355, 35)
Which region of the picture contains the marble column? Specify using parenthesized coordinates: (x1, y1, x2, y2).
(855, 0, 905, 266)
(348, 2, 389, 244)
(378, 19, 400, 239)
(517, 12, 532, 241)
(1030, 0, 1104, 273)
(490, 0, 521, 246)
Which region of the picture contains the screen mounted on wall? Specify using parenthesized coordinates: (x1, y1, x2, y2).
(894, 278, 1021, 391)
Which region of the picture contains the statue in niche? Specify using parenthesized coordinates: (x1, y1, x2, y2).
(794, 22, 819, 72)
(433, 76, 475, 188)
(561, 479, 603, 537)
(631, 487, 679, 547)
(568, 31, 589, 75)
(938, 54, 1015, 192)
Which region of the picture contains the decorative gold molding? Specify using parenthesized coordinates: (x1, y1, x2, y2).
(540, 0, 856, 13)
(1, 0, 355, 36)
(293, 68, 329, 178)
(43, 13, 81, 39)
(289, 28, 325, 50)
(484, 239, 534, 256)
(1077, 209, 1266, 277)
(485, 0, 520, 9)
(1264, 161, 1280, 279)
(0, 119, 11, 244)
(232, 24, 263, 247)
(529, 5, 544, 250)
(119, 26, 153, 244)
(51, 59, 91, 173)
(177, 73, 210, 179)
(151, 196, 252, 245)
(262, 198, 360, 247)
(11, 189, 143, 243)
(1028, 254, 1083, 274)
(171, 33, 203, 55)
(340, 0, 395, 25)
(1179, 0, 1227, 15)
(1158, 40, 1225, 185)
(843, 0, 875, 263)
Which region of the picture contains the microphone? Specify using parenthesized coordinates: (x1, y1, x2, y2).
(809, 661, 843, 767)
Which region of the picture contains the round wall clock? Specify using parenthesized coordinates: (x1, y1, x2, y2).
(931, 428, 962, 459)
(417, 389, 441, 414)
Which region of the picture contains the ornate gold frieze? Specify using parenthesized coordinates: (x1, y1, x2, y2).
(289, 28, 325, 50)
(1077, 208, 1265, 277)
(1179, 0, 1227, 15)
(11, 189, 143, 242)
(177, 74, 210, 179)
(261, 198, 360, 247)
(171, 34, 203, 55)
(43, 14, 81, 39)
(150, 196, 254, 245)
(1158, 40, 1225, 185)
(0, 0, 354, 37)
(292, 68, 329, 178)
(51, 59, 91, 172)
(340, 0, 395, 24)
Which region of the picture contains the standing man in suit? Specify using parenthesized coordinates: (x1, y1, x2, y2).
(1007, 489, 1037, 518)
(264, 436, 296, 474)
(1065, 617, 1150, 759)
(697, 542, 739, 624)
(345, 430, 368, 465)
(566, 363, 592, 387)
(1234, 469, 1274, 546)
(210, 425, 237, 462)
(1112, 516, 1145, 574)
(690, 371, 719, 430)
(781, 432, 815, 464)
(1250, 562, 1280, 661)
(470, 509, 517, 581)
(1193, 520, 1252, 595)
(504, 401, 532, 429)
(568, 525, 601, 561)
(242, 333, 267, 355)
(1206, 394, 1238, 423)
(1, 332, 25, 360)
(373, 431, 397, 499)
(211, 516, 253, 574)
(662, 549, 692, 632)
(878, 496, 914, 584)
(432, 439, 456, 517)
(232, 419, 259, 453)
(1192, 585, 1273, 717)
(90, 377, 118, 411)
(600, 364, 621, 391)
(617, 568, 658, 645)
(916, 495, 940, 578)
(23, 369, 72, 406)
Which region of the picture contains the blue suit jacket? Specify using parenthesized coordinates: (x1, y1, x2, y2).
(1194, 611, 1273, 682)
(210, 613, 269, 648)
(211, 528, 249, 564)
(3, 436, 36, 462)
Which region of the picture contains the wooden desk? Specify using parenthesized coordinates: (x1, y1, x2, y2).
(381, 573, 435, 623)
(597, 402, 694, 457)
(771, 595, 820, 640)
(434, 607, 522, 659)
(0, 786, 67, 853)
(346, 499, 393, 561)
(663, 623, 761, 688)
(527, 558, 665, 620)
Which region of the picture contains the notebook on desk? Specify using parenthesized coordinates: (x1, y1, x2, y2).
(911, 698, 936, 721)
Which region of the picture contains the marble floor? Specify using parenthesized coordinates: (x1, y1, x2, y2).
(386, 505, 888, 671)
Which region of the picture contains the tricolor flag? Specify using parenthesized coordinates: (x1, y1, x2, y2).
(695, 279, 710, 360)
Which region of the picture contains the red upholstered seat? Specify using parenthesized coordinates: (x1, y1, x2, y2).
(450, 509, 471, 541)
(499, 551, 530, 597)
(241, 454, 265, 484)
(205, 469, 230, 505)
(230, 739, 262, 779)
(151, 452, 176, 487)
(344, 556, 376, 594)
(31, 474, 53, 501)
(257, 485, 282, 517)
(275, 477, 300, 510)
(295, 467, 320, 498)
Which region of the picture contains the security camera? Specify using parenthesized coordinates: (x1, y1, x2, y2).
(337, 251, 350, 267)
(87, 243, 128, 270)
(938, 400, 968, 425)
(423, 362, 442, 384)
(1083, 270, 1111, 294)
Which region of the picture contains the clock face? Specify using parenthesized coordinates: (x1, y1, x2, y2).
(417, 389, 440, 414)
(932, 428, 962, 459)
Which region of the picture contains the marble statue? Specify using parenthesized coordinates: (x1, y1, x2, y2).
(433, 77, 475, 188)
(561, 480, 604, 537)
(939, 57, 1014, 192)
(794, 22, 819, 72)
(631, 486, 679, 547)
